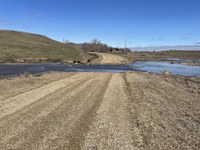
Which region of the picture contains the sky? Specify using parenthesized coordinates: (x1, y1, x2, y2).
(0, 0, 200, 48)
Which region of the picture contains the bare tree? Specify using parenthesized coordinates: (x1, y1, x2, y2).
(81, 38, 110, 53)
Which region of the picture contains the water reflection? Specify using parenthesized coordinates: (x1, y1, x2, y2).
(0, 61, 200, 77)
(130, 61, 200, 77)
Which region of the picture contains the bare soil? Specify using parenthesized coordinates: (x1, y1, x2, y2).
(0, 71, 199, 149)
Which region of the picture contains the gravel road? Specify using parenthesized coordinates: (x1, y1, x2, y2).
(0, 72, 200, 149)
(90, 52, 129, 64)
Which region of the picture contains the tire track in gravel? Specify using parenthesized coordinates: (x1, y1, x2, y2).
(0, 71, 199, 149)
(0, 73, 113, 150)
(0, 73, 88, 119)
(64, 73, 113, 150)
(0, 73, 96, 142)
(0, 73, 75, 102)
(83, 73, 135, 150)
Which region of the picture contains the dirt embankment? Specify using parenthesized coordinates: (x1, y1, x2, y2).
(0, 72, 200, 149)
(89, 52, 129, 64)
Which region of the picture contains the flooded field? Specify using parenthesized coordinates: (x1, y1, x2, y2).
(130, 61, 200, 77)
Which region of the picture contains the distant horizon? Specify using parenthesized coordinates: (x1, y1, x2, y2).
(1, 28, 200, 52)
(131, 45, 200, 51)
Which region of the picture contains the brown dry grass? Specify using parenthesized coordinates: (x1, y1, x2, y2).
(0, 30, 81, 62)
(129, 50, 200, 61)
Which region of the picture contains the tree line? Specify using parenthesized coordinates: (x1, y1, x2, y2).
(64, 38, 131, 54)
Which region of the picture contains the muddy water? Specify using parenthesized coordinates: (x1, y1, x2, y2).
(0, 61, 200, 77)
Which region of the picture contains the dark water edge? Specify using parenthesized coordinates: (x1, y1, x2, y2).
(0, 63, 142, 76)
(0, 61, 200, 77)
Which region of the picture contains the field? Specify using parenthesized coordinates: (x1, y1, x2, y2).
(0, 30, 81, 63)
(129, 50, 200, 61)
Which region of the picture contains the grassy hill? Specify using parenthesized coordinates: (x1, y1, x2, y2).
(0, 30, 81, 63)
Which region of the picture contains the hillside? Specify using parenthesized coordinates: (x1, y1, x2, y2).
(0, 30, 81, 63)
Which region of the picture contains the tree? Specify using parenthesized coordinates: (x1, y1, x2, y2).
(81, 38, 110, 53)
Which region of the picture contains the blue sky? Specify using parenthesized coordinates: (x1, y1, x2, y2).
(0, 0, 200, 47)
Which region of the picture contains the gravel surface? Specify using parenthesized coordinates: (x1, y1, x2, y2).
(90, 52, 129, 64)
(0, 72, 199, 149)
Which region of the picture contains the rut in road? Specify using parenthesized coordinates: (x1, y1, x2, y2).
(83, 74, 135, 149)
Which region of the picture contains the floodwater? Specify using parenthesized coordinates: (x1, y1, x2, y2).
(161, 58, 188, 62)
(129, 61, 200, 77)
(0, 61, 200, 77)
(0, 63, 140, 76)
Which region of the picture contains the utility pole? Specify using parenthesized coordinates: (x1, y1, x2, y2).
(124, 39, 127, 55)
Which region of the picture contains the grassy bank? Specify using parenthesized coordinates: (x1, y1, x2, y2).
(0, 30, 81, 63)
